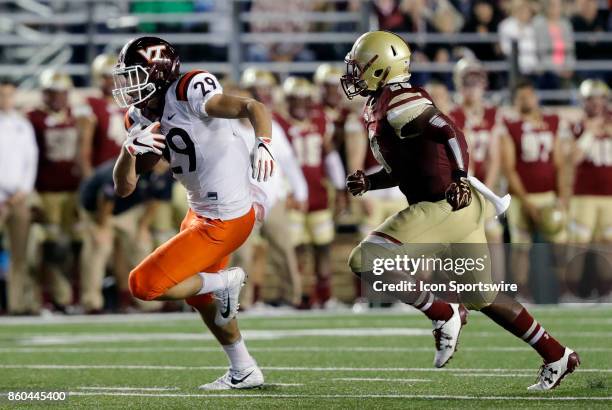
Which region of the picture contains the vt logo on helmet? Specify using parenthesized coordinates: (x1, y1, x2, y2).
(112, 36, 180, 108)
(341, 31, 412, 99)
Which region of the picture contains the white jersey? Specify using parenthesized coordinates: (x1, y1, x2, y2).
(127, 71, 253, 220)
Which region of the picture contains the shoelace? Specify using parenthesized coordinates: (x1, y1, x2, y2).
(432, 327, 453, 351)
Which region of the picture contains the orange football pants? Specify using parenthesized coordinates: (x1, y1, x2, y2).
(129, 207, 255, 308)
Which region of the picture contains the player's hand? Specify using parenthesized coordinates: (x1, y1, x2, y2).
(445, 175, 472, 211)
(252, 136, 275, 182)
(286, 194, 307, 212)
(124, 122, 166, 157)
(346, 170, 370, 196)
(522, 200, 540, 225)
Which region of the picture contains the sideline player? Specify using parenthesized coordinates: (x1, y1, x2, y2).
(276, 77, 346, 308)
(112, 37, 274, 389)
(566, 79, 612, 299)
(342, 31, 579, 390)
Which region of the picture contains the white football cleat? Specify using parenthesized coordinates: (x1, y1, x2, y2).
(199, 365, 264, 390)
(213, 267, 246, 326)
(432, 303, 468, 368)
(527, 347, 580, 391)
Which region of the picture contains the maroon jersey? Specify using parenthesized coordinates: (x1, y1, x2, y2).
(276, 110, 329, 212)
(363, 83, 469, 204)
(503, 113, 559, 193)
(317, 104, 352, 166)
(28, 108, 81, 192)
(571, 115, 612, 196)
(87, 96, 125, 166)
(449, 105, 499, 181)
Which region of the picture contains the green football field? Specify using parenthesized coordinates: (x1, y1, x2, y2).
(0, 305, 610, 409)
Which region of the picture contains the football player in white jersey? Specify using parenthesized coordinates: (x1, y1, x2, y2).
(112, 37, 274, 390)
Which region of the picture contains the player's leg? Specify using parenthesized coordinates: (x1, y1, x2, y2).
(129, 208, 255, 303)
(307, 210, 335, 307)
(289, 210, 313, 308)
(595, 197, 612, 298)
(506, 195, 533, 299)
(261, 202, 302, 307)
(187, 257, 263, 390)
(564, 195, 596, 300)
(479, 294, 579, 390)
(4, 194, 33, 314)
(348, 198, 476, 367)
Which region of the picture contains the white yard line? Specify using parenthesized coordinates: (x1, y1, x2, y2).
(16, 329, 612, 346)
(77, 386, 179, 391)
(0, 304, 609, 325)
(1, 346, 611, 354)
(332, 377, 432, 382)
(65, 391, 612, 400)
(452, 373, 532, 377)
(1, 364, 610, 373)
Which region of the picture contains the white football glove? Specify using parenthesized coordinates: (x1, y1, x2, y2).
(124, 122, 166, 157)
(251, 136, 275, 182)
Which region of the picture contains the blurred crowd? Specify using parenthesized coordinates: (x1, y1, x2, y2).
(0, 46, 610, 316)
(1, 0, 610, 90)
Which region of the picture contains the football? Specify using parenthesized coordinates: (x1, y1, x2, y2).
(135, 151, 162, 174)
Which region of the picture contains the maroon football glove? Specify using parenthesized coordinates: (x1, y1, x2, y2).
(346, 170, 370, 196)
(445, 173, 472, 211)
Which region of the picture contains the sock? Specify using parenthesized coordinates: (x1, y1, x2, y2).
(223, 338, 256, 371)
(315, 276, 332, 304)
(505, 308, 565, 363)
(353, 277, 363, 298)
(411, 291, 453, 321)
(252, 284, 261, 304)
(196, 273, 224, 295)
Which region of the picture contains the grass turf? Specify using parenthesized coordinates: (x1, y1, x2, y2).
(0, 305, 610, 409)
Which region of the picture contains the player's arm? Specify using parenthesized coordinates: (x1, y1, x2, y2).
(76, 114, 96, 179)
(553, 131, 571, 209)
(272, 124, 308, 209)
(485, 131, 501, 189)
(346, 168, 397, 196)
(344, 113, 368, 173)
(500, 132, 540, 222)
(113, 121, 165, 198)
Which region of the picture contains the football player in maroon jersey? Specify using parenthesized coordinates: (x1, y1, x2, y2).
(78, 54, 126, 178)
(276, 77, 346, 308)
(500, 79, 570, 297)
(566, 79, 612, 300)
(448, 58, 504, 282)
(28, 70, 80, 312)
(343, 31, 578, 390)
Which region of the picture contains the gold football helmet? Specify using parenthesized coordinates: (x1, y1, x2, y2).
(240, 67, 277, 88)
(314, 63, 343, 85)
(453, 57, 486, 90)
(91, 53, 118, 85)
(538, 205, 566, 237)
(341, 30, 411, 99)
(39, 69, 73, 91)
(579, 79, 609, 99)
(282, 76, 314, 98)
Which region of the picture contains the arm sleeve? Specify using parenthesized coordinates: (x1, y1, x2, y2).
(423, 108, 468, 176)
(272, 122, 308, 202)
(20, 119, 38, 193)
(185, 72, 223, 118)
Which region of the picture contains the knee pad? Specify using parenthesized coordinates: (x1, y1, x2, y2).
(128, 268, 158, 301)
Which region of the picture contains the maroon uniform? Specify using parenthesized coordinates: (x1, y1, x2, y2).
(276, 110, 329, 211)
(28, 108, 81, 192)
(503, 114, 559, 193)
(449, 105, 499, 181)
(571, 115, 612, 196)
(364, 83, 469, 204)
(86, 96, 125, 166)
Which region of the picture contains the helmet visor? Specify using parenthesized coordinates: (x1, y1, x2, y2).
(112, 65, 156, 108)
(341, 57, 368, 100)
